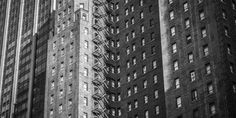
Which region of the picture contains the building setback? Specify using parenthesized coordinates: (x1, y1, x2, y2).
(0, 0, 53, 118)
(159, 0, 236, 118)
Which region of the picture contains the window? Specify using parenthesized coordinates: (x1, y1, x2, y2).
(84, 97, 88, 106)
(169, 10, 174, 20)
(83, 82, 88, 91)
(209, 103, 216, 115)
(233, 84, 236, 93)
(118, 108, 121, 116)
(68, 84, 72, 93)
(144, 95, 148, 104)
(133, 71, 137, 79)
(116, 27, 120, 34)
(190, 71, 196, 81)
(201, 27, 207, 38)
(68, 99, 72, 108)
(222, 10, 227, 19)
(117, 79, 121, 87)
(134, 85, 138, 93)
(111, 109, 115, 116)
(183, 2, 188, 12)
(143, 80, 147, 89)
(51, 81, 55, 90)
(85, 40, 89, 48)
(207, 83, 214, 94)
(186, 35, 192, 44)
(170, 26, 176, 36)
(128, 88, 131, 96)
(126, 34, 129, 42)
(140, 11, 144, 19)
(132, 30, 135, 38)
(84, 54, 88, 62)
(59, 104, 63, 113)
(127, 74, 131, 82)
(126, 47, 130, 55)
(188, 52, 194, 63)
(169, 0, 173, 4)
(232, 1, 236, 10)
(79, 3, 84, 9)
(141, 38, 145, 46)
(151, 32, 155, 40)
(172, 43, 177, 53)
(199, 10, 205, 20)
(153, 75, 158, 84)
(128, 103, 132, 111)
(83, 112, 88, 118)
(145, 110, 149, 118)
(118, 94, 121, 101)
(154, 90, 159, 99)
(185, 18, 190, 28)
(142, 52, 146, 60)
(50, 95, 54, 104)
(230, 63, 234, 73)
(117, 66, 120, 73)
(111, 94, 115, 101)
(149, 5, 153, 12)
(152, 60, 157, 69)
(141, 25, 145, 33)
(224, 26, 229, 36)
(176, 96, 182, 108)
(84, 68, 88, 76)
(173, 60, 179, 71)
(143, 66, 147, 74)
(175, 78, 180, 89)
(227, 45, 231, 55)
(132, 57, 136, 65)
(116, 3, 119, 9)
(127, 61, 130, 68)
(205, 64, 211, 74)
(116, 15, 119, 22)
(125, 8, 129, 16)
(140, 0, 143, 6)
(155, 106, 160, 115)
(203, 45, 209, 56)
(131, 17, 135, 24)
(191, 89, 198, 101)
(131, 5, 134, 12)
(125, 21, 129, 28)
(134, 100, 138, 108)
(132, 44, 136, 51)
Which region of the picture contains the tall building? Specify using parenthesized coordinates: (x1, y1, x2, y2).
(0, 0, 53, 118)
(105, 0, 166, 118)
(44, 0, 108, 118)
(44, 0, 166, 118)
(159, 0, 236, 118)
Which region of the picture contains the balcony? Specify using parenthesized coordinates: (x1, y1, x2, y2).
(92, 36, 103, 45)
(93, 60, 103, 72)
(93, 11, 102, 18)
(92, 107, 103, 116)
(92, 92, 103, 101)
(92, 77, 103, 86)
(93, 0, 103, 6)
(93, 49, 103, 58)
(92, 24, 103, 31)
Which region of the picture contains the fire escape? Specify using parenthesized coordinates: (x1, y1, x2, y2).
(92, 0, 113, 118)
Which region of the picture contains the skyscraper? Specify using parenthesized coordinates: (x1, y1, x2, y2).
(44, 0, 166, 118)
(159, 0, 236, 118)
(0, 0, 53, 118)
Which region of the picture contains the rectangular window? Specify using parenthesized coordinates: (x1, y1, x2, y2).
(191, 89, 198, 101)
(201, 27, 207, 38)
(188, 52, 194, 63)
(176, 97, 182, 108)
(190, 71, 196, 81)
(175, 78, 180, 89)
(173, 60, 179, 71)
(170, 10, 174, 20)
(203, 45, 209, 56)
(183, 2, 188, 12)
(172, 43, 177, 53)
(170, 26, 176, 36)
(207, 83, 214, 94)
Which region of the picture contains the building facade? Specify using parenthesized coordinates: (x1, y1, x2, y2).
(160, 0, 236, 118)
(0, 0, 53, 118)
(105, 0, 167, 118)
